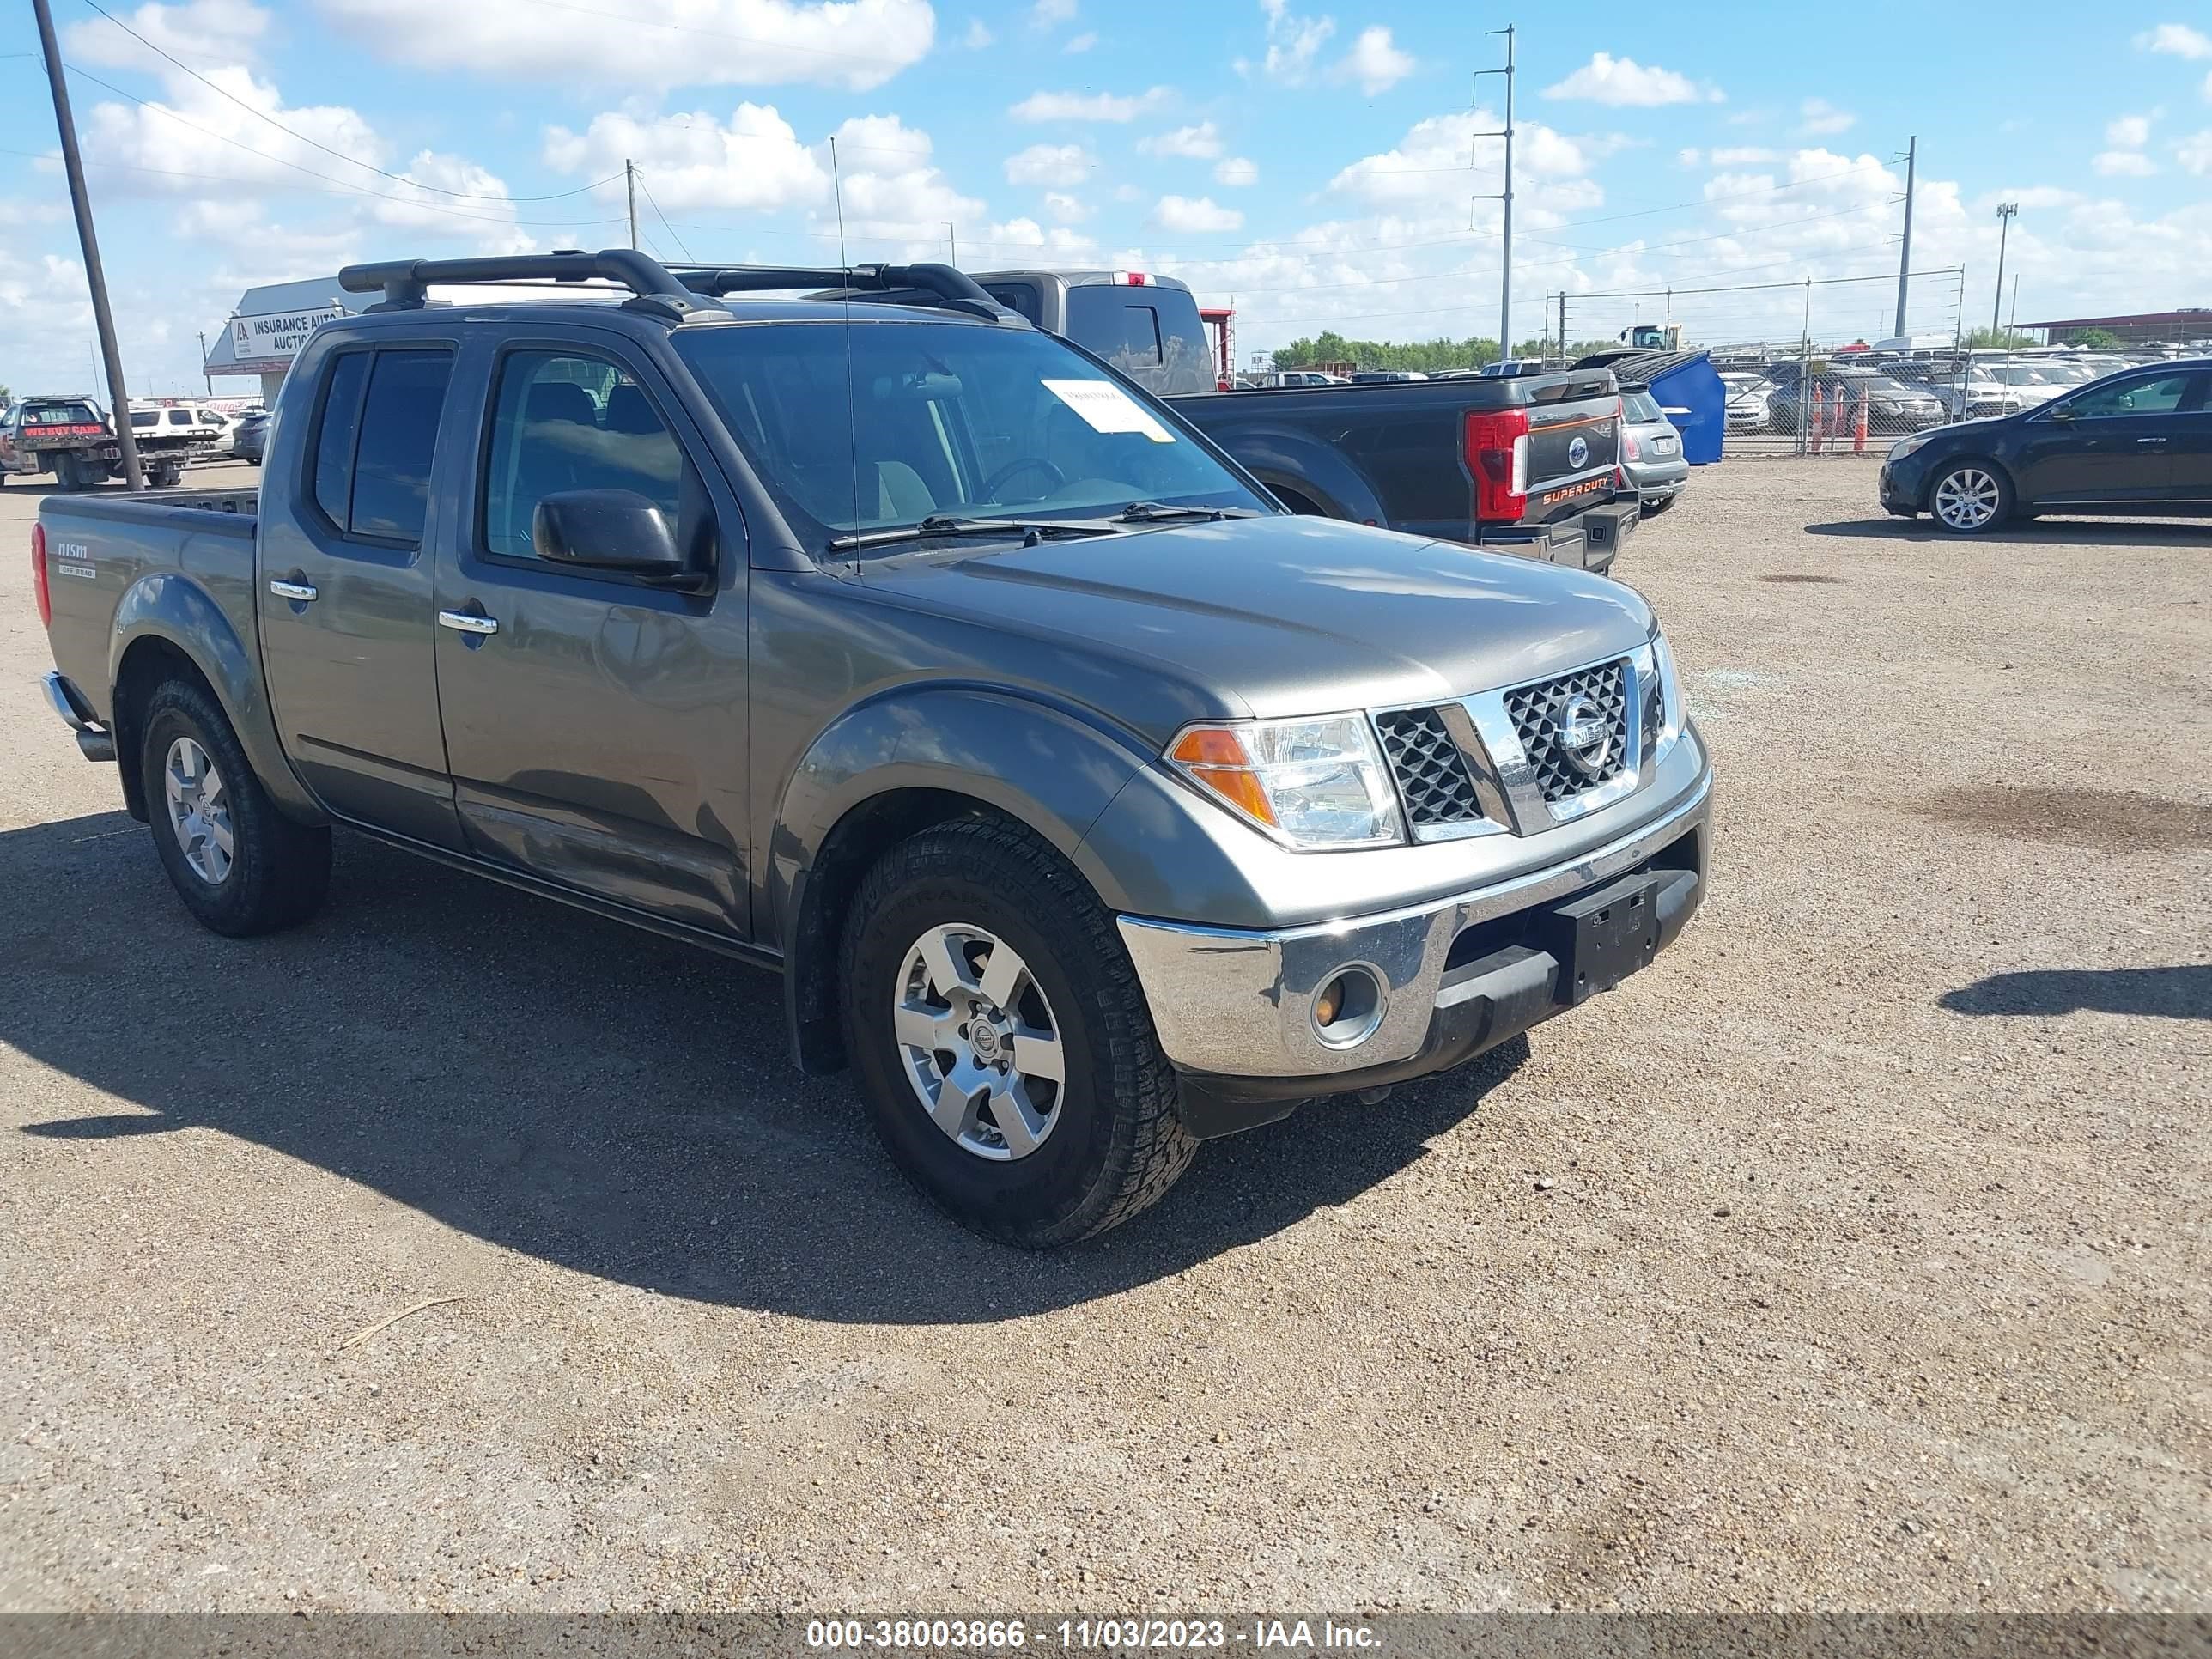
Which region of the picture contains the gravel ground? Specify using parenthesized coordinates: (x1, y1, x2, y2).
(0, 460, 2206, 1615)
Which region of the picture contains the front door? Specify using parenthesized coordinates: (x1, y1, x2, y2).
(2013, 370, 2190, 506)
(429, 334, 752, 939)
(256, 340, 465, 848)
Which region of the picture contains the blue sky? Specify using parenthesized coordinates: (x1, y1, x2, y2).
(4, 0, 2210, 393)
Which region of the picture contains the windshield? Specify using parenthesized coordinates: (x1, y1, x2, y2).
(672, 319, 1269, 550)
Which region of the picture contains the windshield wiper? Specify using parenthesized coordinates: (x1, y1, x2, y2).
(1112, 501, 1263, 523)
(826, 514, 1121, 553)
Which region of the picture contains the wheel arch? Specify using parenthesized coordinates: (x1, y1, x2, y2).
(770, 687, 1154, 1074)
(108, 573, 324, 826)
(1922, 452, 2017, 515)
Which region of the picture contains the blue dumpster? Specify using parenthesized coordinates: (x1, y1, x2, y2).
(1572, 348, 1728, 465)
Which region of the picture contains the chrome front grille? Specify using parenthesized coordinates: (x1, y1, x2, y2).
(1502, 659, 1631, 805)
(1374, 708, 1483, 829)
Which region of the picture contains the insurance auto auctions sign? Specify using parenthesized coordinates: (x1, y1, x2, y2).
(228, 304, 345, 368)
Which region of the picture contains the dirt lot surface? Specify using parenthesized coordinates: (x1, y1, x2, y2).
(1, 460, 2206, 1614)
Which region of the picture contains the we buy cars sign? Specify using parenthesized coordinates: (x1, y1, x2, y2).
(228, 305, 346, 372)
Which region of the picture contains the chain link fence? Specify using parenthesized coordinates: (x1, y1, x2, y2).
(1558, 270, 1975, 458)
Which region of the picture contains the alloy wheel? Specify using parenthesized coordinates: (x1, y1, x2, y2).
(1932, 468, 2002, 531)
(892, 922, 1066, 1161)
(162, 736, 234, 884)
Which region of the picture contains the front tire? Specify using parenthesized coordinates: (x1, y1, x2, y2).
(1641, 495, 1675, 516)
(840, 818, 1196, 1248)
(139, 678, 331, 936)
(1928, 461, 2013, 534)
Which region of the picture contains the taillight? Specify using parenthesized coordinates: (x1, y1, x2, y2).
(1621, 429, 1643, 462)
(31, 521, 51, 629)
(1465, 409, 1530, 521)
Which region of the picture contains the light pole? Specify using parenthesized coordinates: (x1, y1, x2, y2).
(1472, 25, 1516, 354)
(197, 331, 211, 397)
(1991, 202, 2018, 339)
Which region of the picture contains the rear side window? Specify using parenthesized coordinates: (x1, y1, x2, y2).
(1066, 290, 1164, 367)
(350, 351, 455, 542)
(481, 351, 684, 560)
(310, 349, 454, 545)
(980, 282, 1042, 325)
(167, 409, 195, 427)
(312, 354, 370, 529)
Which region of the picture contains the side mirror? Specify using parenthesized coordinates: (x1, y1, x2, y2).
(2045, 404, 2074, 421)
(532, 489, 693, 581)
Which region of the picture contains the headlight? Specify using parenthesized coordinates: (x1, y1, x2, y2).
(1167, 715, 1404, 849)
(1887, 430, 1936, 461)
(1650, 629, 1685, 755)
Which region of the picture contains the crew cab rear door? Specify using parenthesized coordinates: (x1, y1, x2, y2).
(428, 326, 754, 941)
(256, 336, 467, 849)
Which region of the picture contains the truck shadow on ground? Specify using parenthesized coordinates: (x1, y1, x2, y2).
(1804, 516, 2212, 546)
(2, 811, 1525, 1325)
(1942, 966, 2211, 1021)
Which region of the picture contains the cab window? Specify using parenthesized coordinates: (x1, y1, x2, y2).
(480, 351, 685, 561)
(2066, 374, 2191, 418)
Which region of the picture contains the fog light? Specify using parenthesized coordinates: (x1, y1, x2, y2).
(1311, 965, 1385, 1049)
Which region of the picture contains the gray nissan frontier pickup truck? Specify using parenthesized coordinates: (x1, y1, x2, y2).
(33, 251, 1713, 1247)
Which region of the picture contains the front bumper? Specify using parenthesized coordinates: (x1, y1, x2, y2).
(1117, 766, 1712, 1137)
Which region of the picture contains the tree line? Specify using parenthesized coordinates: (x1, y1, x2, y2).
(1270, 332, 1621, 374)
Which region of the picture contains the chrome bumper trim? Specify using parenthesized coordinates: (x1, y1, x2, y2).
(41, 672, 96, 732)
(1117, 767, 1713, 1079)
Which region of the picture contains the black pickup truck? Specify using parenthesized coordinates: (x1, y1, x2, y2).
(975, 269, 1636, 572)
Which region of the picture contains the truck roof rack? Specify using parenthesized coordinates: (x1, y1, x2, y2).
(670, 262, 1014, 322)
(337, 249, 732, 323)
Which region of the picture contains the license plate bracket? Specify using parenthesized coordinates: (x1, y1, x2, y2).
(1544, 872, 1662, 1006)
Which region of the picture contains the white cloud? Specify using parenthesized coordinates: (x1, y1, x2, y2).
(1112, 182, 1142, 202)
(1328, 106, 1607, 211)
(2093, 149, 2158, 176)
(962, 17, 994, 47)
(1152, 194, 1243, 232)
(1712, 145, 1782, 165)
(308, 0, 936, 93)
(1063, 31, 1097, 52)
(981, 216, 1094, 254)
(1030, 0, 1077, 22)
(2105, 112, 2154, 147)
(1335, 25, 1413, 94)
(2179, 129, 2212, 174)
(1009, 87, 1170, 122)
(64, 0, 268, 70)
(1543, 52, 1718, 107)
(1042, 191, 1092, 222)
(2134, 22, 2212, 58)
(1139, 121, 1223, 160)
(1004, 142, 1093, 186)
(1255, 0, 1335, 86)
(1214, 156, 1259, 187)
(544, 103, 828, 212)
(1798, 98, 1855, 136)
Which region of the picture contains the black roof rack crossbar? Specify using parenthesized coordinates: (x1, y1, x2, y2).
(671, 262, 1011, 320)
(336, 248, 730, 323)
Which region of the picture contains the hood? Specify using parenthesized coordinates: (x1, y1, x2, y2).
(851, 514, 1654, 724)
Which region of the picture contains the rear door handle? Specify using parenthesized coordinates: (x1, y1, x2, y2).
(438, 609, 499, 636)
(268, 578, 318, 602)
(2136, 435, 2168, 445)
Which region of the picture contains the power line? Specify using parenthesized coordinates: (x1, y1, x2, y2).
(51, 67, 624, 228)
(633, 170, 695, 263)
(72, 0, 614, 201)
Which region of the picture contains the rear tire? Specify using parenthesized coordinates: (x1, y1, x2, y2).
(1641, 495, 1676, 516)
(152, 464, 182, 489)
(53, 453, 82, 491)
(840, 817, 1197, 1248)
(139, 678, 331, 937)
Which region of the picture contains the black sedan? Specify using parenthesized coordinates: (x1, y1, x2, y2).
(1879, 360, 2212, 533)
(228, 409, 270, 465)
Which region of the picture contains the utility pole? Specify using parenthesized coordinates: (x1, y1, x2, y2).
(625, 159, 639, 251)
(33, 0, 143, 489)
(1893, 136, 1917, 340)
(2008, 273, 2020, 330)
(1991, 201, 2018, 338)
(945, 222, 957, 265)
(1558, 292, 1567, 364)
(1472, 24, 1516, 355)
(196, 330, 210, 396)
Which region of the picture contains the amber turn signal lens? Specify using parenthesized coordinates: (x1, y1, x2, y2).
(1167, 726, 1279, 826)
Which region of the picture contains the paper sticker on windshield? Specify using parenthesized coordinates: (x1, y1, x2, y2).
(1042, 380, 1176, 443)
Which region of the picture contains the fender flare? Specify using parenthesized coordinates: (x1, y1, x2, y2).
(109, 571, 324, 823)
(769, 684, 1158, 1071)
(1196, 423, 1388, 524)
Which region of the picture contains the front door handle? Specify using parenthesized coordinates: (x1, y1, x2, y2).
(268, 578, 318, 602)
(437, 609, 500, 636)
(2135, 435, 2168, 445)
